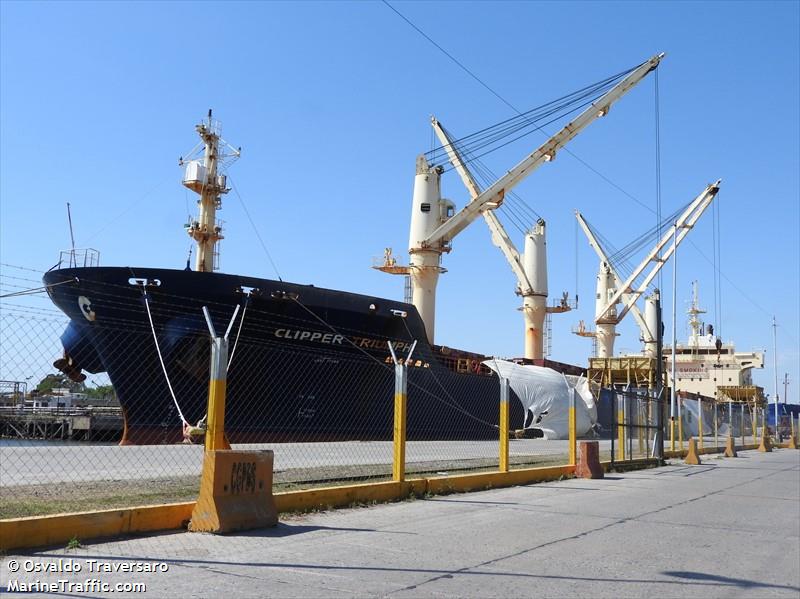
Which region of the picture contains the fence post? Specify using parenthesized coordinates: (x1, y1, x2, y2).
(637, 396, 645, 456)
(698, 397, 704, 452)
(752, 405, 758, 443)
(568, 386, 576, 466)
(678, 397, 684, 452)
(500, 377, 510, 472)
(389, 341, 416, 483)
(202, 305, 239, 451)
(670, 411, 676, 453)
(741, 403, 745, 447)
(617, 393, 626, 462)
(714, 401, 718, 449)
(729, 399, 734, 445)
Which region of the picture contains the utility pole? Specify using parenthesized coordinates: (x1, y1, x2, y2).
(772, 317, 779, 439)
(670, 223, 677, 452)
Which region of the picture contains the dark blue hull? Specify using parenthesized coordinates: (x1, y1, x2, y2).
(43, 267, 523, 444)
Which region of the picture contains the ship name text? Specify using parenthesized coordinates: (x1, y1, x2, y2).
(274, 329, 344, 345)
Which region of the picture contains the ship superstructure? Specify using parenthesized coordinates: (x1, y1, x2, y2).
(665, 282, 764, 402)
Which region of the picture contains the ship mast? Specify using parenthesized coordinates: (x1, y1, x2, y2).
(181, 110, 241, 272)
(687, 280, 706, 350)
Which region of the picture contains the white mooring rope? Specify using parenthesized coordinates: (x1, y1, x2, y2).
(142, 291, 188, 426)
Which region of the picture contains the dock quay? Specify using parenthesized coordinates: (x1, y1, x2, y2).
(2, 449, 797, 598)
(0, 406, 122, 441)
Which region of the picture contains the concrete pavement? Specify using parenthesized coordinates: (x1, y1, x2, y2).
(2, 448, 798, 598)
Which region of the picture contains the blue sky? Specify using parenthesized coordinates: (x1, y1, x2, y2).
(1, 1, 798, 402)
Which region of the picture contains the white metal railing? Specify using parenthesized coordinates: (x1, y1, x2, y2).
(57, 248, 100, 269)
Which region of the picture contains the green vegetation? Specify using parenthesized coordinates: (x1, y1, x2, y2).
(65, 536, 81, 550)
(0, 477, 199, 519)
(33, 374, 115, 399)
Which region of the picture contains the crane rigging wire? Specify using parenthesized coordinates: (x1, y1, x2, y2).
(430, 82, 631, 174)
(654, 69, 663, 291)
(425, 69, 635, 164)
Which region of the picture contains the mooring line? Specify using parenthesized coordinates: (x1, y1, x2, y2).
(141, 289, 188, 426)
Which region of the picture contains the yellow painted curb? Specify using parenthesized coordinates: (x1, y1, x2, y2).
(274, 479, 427, 513)
(425, 465, 574, 495)
(0, 502, 194, 553)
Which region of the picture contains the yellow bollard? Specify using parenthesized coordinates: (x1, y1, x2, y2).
(788, 416, 798, 449)
(190, 449, 278, 533)
(758, 431, 772, 452)
(499, 378, 510, 472)
(685, 437, 701, 465)
(724, 435, 737, 458)
(392, 373, 407, 482)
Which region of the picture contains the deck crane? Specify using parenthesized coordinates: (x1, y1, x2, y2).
(575, 210, 655, 357)
(577, 180, 721, 358)
(376, 52, 664, 344)
(430, 118, 571, 360)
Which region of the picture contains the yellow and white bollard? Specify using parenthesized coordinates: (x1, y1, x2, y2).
(205, 335, 229, 452)
(389, 340, 416, 482)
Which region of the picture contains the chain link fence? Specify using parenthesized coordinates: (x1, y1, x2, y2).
(1, 265, 573, 519)
(4, 264, 772, 521)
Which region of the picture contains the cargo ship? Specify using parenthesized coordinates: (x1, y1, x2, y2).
(43, 55, 664, 444)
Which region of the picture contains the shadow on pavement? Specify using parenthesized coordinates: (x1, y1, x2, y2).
(663, 570, 799, 592)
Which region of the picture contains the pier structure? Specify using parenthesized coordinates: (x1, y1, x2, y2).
(0, 406, 123, 441)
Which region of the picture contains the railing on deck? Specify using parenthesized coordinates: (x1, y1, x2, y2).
(57, 248, 100, 269)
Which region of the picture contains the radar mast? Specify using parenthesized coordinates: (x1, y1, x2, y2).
(180, 110, 241, 272)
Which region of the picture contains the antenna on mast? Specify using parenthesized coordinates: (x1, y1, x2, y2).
(66, 202, 77, 268)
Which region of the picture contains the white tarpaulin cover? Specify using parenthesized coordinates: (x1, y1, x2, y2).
(484, 360, 597, 439)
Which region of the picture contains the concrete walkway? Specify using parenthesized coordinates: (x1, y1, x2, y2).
(3, 449, 798, 598)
